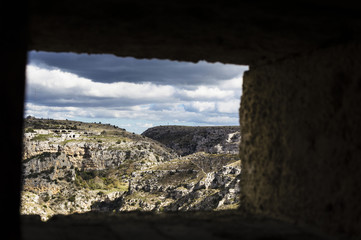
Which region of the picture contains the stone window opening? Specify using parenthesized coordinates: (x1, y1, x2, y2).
(5, 2, 359, 239)
(21, 51, 247, 220)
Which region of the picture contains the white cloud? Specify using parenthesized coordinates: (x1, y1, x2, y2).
(218, 75, 244, 90)
(137, 123, 154, 128)
(217, 100, 240, 113)
(181, 86, 233, 100)
(184, 101, 216, 112)
(26, 58, 246, 134)
(205, 116, 239, 124)
(26, 65, 176, 102)
(86, 82, 175, 99)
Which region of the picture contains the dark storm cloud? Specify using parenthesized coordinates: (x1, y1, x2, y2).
(28, 95, 142, 108)
(25, 52, 247, 133)
(28, 95, 173, 109)
(26, 84, 174, 109)
(28, 51, 246, 85)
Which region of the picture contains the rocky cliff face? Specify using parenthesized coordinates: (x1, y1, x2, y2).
(94, 153, 241, 212)
(142, 126, 241, 156)
(21, 118, 241, 220)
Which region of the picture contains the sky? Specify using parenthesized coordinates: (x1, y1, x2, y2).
(25, 51, 248, 134)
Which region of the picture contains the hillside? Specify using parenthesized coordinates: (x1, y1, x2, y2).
(142, 125, 240, 156)
(21, 118, 241, 220)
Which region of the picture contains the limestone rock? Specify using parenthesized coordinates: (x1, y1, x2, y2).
(21, 118, 241, 220)
(142, 126, 240, 156)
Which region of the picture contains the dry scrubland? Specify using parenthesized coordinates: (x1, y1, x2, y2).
(21, 117, 241, 220)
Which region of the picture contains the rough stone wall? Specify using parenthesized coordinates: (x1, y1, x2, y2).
(2, 2, 27, 239)
(28, 1, 361, 66)
(7, 1, 361, 238)
(239, 42, 361, 236)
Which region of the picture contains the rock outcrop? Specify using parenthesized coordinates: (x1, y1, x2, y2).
(107, 153, 241, 212)
(21, 118, 241, 220)
(142, 125, 241, 155)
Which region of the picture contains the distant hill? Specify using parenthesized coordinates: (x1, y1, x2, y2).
(142, 125, 240, 156)
(21, 118, 241, 220)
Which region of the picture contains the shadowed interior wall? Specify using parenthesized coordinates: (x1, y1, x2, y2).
(1, 1, 359, 239)
(1, 2, 27, 240)
(240, 42, 361, 235)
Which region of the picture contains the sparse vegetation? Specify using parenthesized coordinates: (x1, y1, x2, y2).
(25, 128, 35, 133)
(21, 117, 241, 220)
(31, 134, 54, 141)
(75, 169, 128, 191)
(68, 195, 76, 202)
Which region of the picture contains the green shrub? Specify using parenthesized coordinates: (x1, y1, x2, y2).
(25, 128, 35, 133)
(74, 174, 88, 188)
(31, 134, 53, 141)
(87, 176, 104, 190)
(78, 171, 96, 181)
(68, 195, 76, 202)
(42, 194, 50, 202)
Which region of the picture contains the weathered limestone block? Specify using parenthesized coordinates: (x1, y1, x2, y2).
(239, 43, 361, 236)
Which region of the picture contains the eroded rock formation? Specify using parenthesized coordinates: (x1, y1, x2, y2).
(21, 118, 241, 220)
(142, 126, 240, 156)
